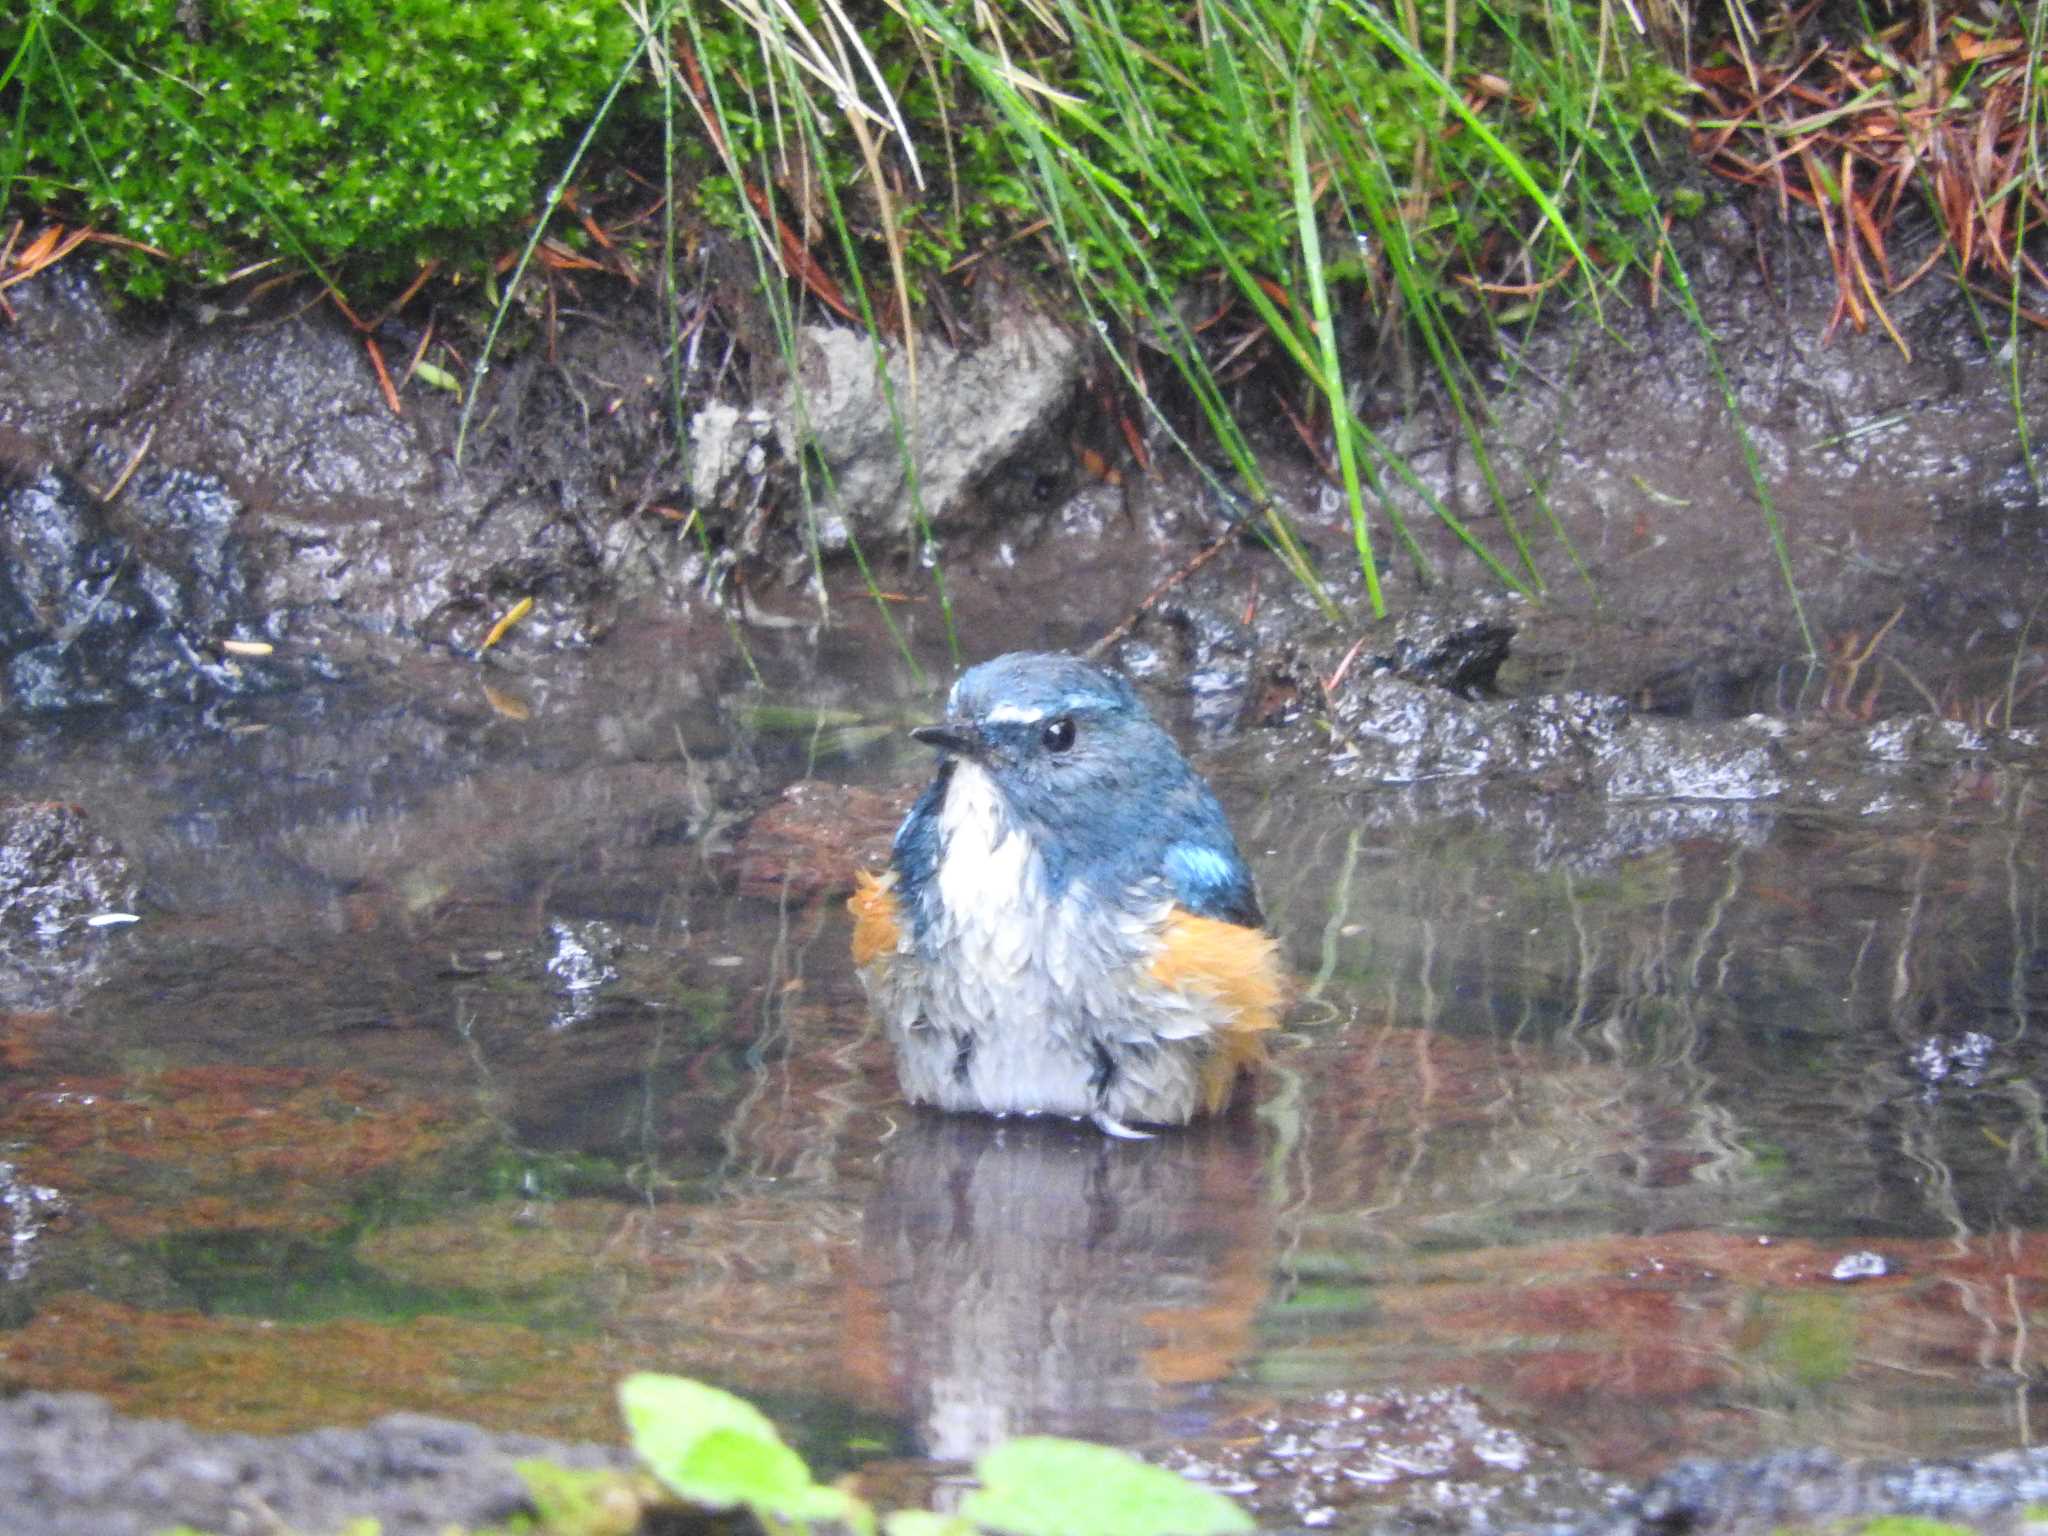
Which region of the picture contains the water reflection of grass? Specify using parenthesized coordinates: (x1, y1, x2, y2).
(1749, 1291, 1858, 1389)
(1254, 772, 2048, 1252)
(158, 1227, 574, 1329)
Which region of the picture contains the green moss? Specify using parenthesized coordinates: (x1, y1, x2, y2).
(2, 0, 638, 295)
(5, 0, 1681, 328)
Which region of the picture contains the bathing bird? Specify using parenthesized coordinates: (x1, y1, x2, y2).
(849, 652, 1285, 1136)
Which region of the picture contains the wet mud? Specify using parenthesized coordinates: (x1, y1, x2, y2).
(0, 233, 2044, 1535)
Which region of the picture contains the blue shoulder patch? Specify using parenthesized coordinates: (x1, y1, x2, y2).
(1163, 839, 1262, 928)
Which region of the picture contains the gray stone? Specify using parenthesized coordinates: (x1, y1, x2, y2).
(0, 1392, 636, 1536)
(773, 313, 1081, 548)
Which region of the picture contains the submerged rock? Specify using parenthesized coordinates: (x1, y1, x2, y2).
(1167, 1383, 1622, 1533)
(1618, 1443, 2048, 1535)
(0, 802, 135, 944)
(539, 917, 624, 1030)
(1, 1161, 65, 1286)
(0, 800, 138, 1009)
(723, 779, 906, 902)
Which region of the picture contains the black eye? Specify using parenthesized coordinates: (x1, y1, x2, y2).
(1042, 717, 1076, 753)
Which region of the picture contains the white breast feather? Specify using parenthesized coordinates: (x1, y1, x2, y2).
(934, 761, 1039, 947)
(877, 757, 1234, 1124)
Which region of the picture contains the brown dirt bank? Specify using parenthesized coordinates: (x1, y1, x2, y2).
(0, 223, 2040, 722)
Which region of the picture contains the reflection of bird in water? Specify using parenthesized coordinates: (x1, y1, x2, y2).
(849, 653, 1287, 1136)
(851, 1114, 1272, 1459)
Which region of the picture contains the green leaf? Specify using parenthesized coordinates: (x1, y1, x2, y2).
(619, 1373, 798, 1509)
(617, 1373, 876, 1533)
(794, 1480, 879, 1536)
(961, 1438, 1252, 1536)
(411, 359, 460, 394)
(884, 1511, 977, 1536)
(678, 1426, 817, 1508)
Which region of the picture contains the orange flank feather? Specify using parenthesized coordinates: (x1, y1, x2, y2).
(1149, 909, 1288, 1113)
(848, 869, 902, 968)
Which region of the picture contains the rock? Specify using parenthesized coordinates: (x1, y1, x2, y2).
(0, 270, 685, 667)
(0, 465, 328, 711)
(1622, 1443, 2048, 1534)
(763, 313, 1082, 549)
(724, 780, 909, 902)
(0, 801, 137, 945)
(0, 1392, 638, 1536)
(688, 401, 774, 511)
(1361, 607, 1520, 697)
(0, 801, 138, 1010)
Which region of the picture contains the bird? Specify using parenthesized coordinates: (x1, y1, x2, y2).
(848, 651, 1285, 1136)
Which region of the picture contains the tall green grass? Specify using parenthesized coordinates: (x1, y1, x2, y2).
(640, 0, 1687, 625)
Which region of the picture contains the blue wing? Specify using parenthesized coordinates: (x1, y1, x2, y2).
(1163, 838, 1264, 928)
(890, 762, 952, 941)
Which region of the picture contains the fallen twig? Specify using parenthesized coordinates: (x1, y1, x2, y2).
(1086, 531, 1238, 660)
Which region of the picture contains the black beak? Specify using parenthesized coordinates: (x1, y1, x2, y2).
(910, 721, 984, 757)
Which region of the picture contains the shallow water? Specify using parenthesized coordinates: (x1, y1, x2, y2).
(1, 619, 2043, 1524)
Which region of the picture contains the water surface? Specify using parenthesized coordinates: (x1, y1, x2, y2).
(1, 622, 2042, 1524)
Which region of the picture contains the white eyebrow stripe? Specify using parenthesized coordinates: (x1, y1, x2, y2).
(984, 702, 1046, 725)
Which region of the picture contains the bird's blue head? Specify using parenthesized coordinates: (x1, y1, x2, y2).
(893, 652, 1262, 927)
